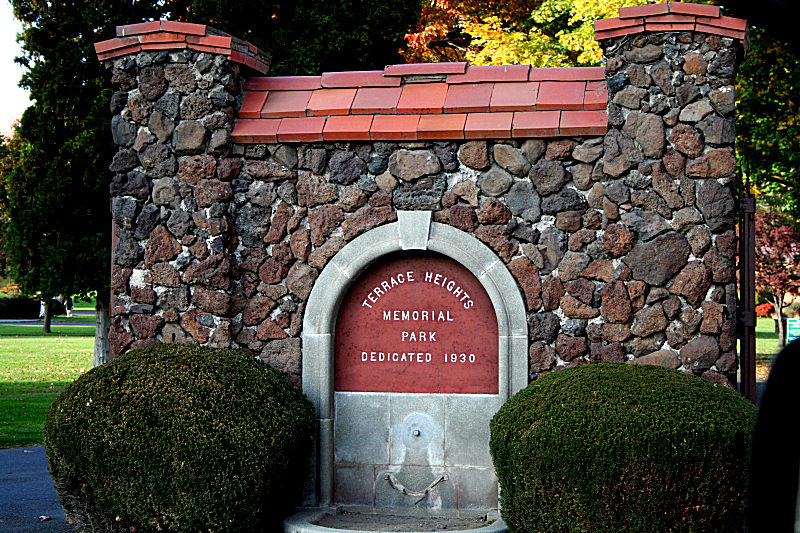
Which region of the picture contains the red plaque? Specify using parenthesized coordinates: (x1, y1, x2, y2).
(335, 253, 498, 394)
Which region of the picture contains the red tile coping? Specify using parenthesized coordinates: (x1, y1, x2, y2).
(596, 2, 746, 43)
(384, 62, 467, 77)
(529, 67, 605, 81)
(230, 63, 610, 142)
(96, 21, 270, 74)
(351, 87, 403, 115)
(323, 115, 374, 141)
(231, 119, 280, 144)
(418, 114, 467, 140)
(245, 76, 322, 91)
(277, 117, 326, 142)
(446, 64, 530, 84)
(370, 115, 420, 141)
(321, 70, 401, 88)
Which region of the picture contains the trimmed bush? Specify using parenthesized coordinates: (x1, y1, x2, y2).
(490, 363, 755, 533)
(44, 344, 315, 533)
(0, 296, 40, 318)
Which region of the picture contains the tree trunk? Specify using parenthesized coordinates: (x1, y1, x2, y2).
(42, 299, 52, 334)
(775, 290, 787, 348)
(94, 292, 110, 367)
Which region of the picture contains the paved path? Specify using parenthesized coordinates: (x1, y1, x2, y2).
(0, 310, 96, 327)
(0, 447, 72, 532)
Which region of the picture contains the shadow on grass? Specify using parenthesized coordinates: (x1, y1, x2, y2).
(0, 381, 71, 448)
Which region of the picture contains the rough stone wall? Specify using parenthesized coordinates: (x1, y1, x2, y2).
(106, 31, 741, 388)
(597, 30, 741, 386)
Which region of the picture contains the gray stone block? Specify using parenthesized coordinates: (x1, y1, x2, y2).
(444, 396, 501, 468)
(397, 210, 432, 250)
(334, 463, 375, 506)
(389, 395, 445, 466)
(375, 465, 455, 510)
(335, 393, 390, 464)
(449, 467, 498, 510)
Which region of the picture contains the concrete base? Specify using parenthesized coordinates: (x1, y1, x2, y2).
(283, 508, 507, 533)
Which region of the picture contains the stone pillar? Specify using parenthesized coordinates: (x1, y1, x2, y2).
(595, 4, 744, 385)
(101, 22, 268, 359)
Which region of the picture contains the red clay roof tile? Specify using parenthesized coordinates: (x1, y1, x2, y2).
(187, 34, 232, 48)
(307, 88, 357, 116)
(244, 76, 322, 91)
(397, 83, 448, 114)
(594, 17, 644, 31)
(443, 83, 494, 113)
(277, 117, 326, 142)
(321, 70, 400, 88)
(512, 111, 561, 137)
(584, 88, 609, 111)
(139, 32, 186, 44)
(116, 21, 161, 37)
(384, 62, 468, 76)
(417, 114, 467, 139)
(231, 118, 280, 143)
(94, 36, 140, 54)
(529, 67, 605, 81)
(489, 82, 539, 112)
(669, 3, 720, 17)
(323, 115, 374, 141)
(187, 44, 230, 55)
(619, 3, 669, 18)
(644, 13, 697, 24)
(97, 44, 143, 61)
(350, 87, 403, 115)
(141, 42, 189, 52)
(537, 81, 586, 110)
(594, 26, 644, 40)
(260, 90, 313, 118)
(697, 15, 747, 31)
(370, 115, 420, 141)
(694, 24, 746, 40)
(159, 21, 206, 35)
(446, 64, 529, 84)
(645, 22, 696, 32)
(464, 112, 513, 139)
(239, 92, 268, 119)
(559, 110, 608, 135)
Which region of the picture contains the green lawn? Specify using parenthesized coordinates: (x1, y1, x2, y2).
(0, 329, 94, 447)
(756, 317, 781, 360)
(0, 316, 786, 448)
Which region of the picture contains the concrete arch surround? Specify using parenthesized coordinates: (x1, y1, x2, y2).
(302, 211, 528, 507)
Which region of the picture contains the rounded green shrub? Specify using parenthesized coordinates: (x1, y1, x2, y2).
(44, 343, 315, 533)
(490, 363, 756, 533)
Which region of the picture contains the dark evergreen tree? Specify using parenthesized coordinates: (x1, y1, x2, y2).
(2, 0, 418, 360)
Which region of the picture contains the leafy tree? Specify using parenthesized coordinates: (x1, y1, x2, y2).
(169, 0, 420, 74)
(4, 0, 160, 353)
(405, 0, 651, 65)
(755, 211, 800, 347)
(736, 28, 800, 221)
(3, 0, 418, 361)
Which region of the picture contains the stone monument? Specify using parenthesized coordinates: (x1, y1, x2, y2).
(94, 3, 748, 528)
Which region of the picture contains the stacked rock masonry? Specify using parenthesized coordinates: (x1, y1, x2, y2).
(100, 6, 744, 389)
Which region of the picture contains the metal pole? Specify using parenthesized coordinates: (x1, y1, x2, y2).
(739, 191, 757, 403)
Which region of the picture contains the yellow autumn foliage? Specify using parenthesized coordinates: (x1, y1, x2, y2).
(464, 0, 654, 67)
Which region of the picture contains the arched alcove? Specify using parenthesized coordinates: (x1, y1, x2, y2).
(302, 211, 528, 507)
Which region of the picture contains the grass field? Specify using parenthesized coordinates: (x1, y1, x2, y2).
(0, 315, 787, 448)
(0, 329, 94, 448)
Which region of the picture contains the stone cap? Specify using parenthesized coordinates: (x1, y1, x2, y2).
(94, 20, 271, 74)
(595, 2, 747, 43)
(231, 64, 609, 143)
